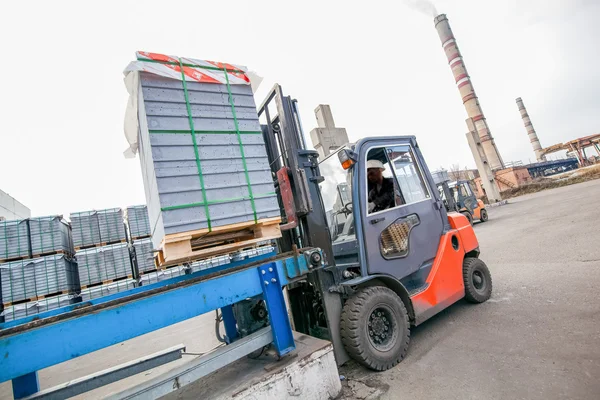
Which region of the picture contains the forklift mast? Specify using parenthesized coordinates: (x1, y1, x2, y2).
(257, 84, 349, 363)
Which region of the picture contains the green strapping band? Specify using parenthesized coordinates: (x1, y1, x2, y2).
(161, 192, 276, 212)
(178, 58, 212, 231)
(223, 69, 258, 223)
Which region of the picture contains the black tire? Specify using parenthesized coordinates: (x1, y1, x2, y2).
(463, 257, 492, 303)
(340, 286, 410, 371)
(480, 209, 488, 222)
(461, 211, 473, 225)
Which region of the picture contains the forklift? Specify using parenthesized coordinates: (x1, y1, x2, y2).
(258, 85, 493, 370)
(437, 179, 489, 224)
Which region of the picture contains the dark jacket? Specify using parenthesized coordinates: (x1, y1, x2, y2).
(368, 177, 395, 212)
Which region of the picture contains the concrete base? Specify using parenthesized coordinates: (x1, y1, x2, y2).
(163, 333, 341, 400)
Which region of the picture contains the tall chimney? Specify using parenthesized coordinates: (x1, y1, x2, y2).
(516, 97, 546, 162)
(434, 14, 505, 170)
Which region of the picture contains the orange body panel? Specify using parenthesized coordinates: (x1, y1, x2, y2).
(473, 206, 481, 220)
(410, 213, 480, 324)
(448, 212, 479, 253)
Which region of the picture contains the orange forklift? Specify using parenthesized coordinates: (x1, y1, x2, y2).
(435, 178, 488, 224)
(261, 85, 493, 370)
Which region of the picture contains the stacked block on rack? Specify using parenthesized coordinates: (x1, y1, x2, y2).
(71, 208, 126, 249)
(132, 238, 155, 274)
(0, 219, 30, 261)
(1, 294, 79, 322)
(29, 216, 74, 256)
(125, 205, 151, 240)
(75, 243, 132, 287)
(70, 208, 134, 303)
(1, 216, 79, 322)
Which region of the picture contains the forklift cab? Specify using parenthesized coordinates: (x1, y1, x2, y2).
(319, 137, 448, 296)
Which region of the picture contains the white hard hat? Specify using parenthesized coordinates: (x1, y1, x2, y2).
(367, 160, 385, 170)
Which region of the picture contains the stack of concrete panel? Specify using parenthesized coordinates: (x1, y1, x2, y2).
(80, 279, 136, 301)
(132, 238, 155, 274)
(0, 219, 30, 260)
(1, 293, 78, 322)
(29, 216, 74, 256)
(187, 245, 274, 274)
(139, 266, 188, 286)
(75, 243, 131, 287)
(97, 208, 126, 244)
(70, 210, 101, 248)
(189, 254, 231, 274)
(125, 205, 151, 240)
(0, 254, 79, 304)
(137, 71, 281, 250)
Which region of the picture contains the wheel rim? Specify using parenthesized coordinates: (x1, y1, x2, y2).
(481, 210, 487, 220)
(367, 305, 397, 351)
(472, 269, 486, 293)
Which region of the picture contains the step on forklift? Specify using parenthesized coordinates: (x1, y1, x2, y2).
(258, 85, 493, 370)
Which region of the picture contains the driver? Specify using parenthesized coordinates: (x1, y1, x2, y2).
(367, 160, 395, 213)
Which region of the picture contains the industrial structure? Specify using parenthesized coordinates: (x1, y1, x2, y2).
(516, 97, 546, 162)
(309, 104, 349, 159)
(0, 189, 30, 221)
(434, 14, 504, 171)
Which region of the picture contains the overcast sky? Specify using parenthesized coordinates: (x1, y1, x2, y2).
(1, 0, 598, 217)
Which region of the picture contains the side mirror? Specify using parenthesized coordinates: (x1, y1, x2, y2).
(338, 148, 358, 170)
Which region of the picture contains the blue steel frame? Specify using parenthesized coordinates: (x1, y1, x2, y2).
(0, 251, 312, 398)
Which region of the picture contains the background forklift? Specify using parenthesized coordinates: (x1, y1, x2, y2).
(434, 173, 488, 224)
(258, 85, 493, 370)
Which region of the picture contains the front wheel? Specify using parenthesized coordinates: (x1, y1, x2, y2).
(463, 258, 492, 303)
(480, 209, 488, 222)
(340, 286, 410, 371)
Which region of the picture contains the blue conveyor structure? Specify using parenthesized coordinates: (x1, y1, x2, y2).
(0, 248, 321, 399)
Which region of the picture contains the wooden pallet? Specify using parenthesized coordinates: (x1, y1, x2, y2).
(0, 254, 29, 263)
(155, 217, 282, 268)
(80, 275, 134, 290)
(2, 290, 71, 307)
(75, 239, 128, 251)
(31, 249, 70, 259)
(0, 250, 72, 263)
(131, 235, 152, 242)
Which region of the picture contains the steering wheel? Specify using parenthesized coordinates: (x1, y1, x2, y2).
(342, 202, 353, 214)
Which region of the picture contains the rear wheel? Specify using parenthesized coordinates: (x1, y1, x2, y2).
(480, 209, 488, 222)
(463, 258, 492, 303)
(341, 286, 410, 371)
(461, 211, 473, 225)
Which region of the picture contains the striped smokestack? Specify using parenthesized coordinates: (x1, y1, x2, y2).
(434, 14, 505, 170)
(516, 97, 546, 162)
